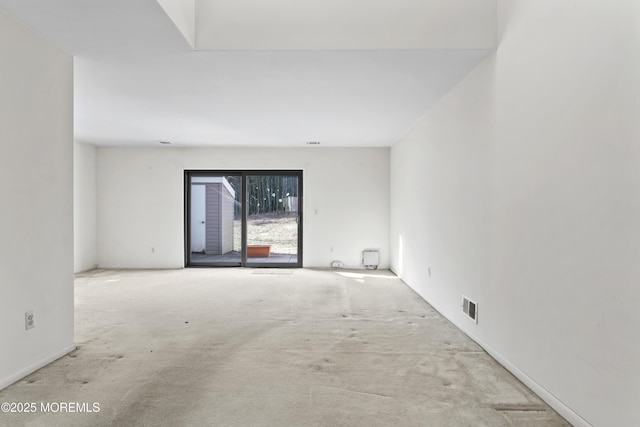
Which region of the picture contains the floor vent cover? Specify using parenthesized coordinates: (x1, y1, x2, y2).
(462, 295, 478, 323)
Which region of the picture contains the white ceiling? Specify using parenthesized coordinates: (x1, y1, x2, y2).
(0, 0, 495, 147)
(192, 0, 496, 51)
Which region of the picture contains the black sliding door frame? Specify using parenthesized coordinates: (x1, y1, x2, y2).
(184, 171, 243, 267)
(184, 170, 303, 268)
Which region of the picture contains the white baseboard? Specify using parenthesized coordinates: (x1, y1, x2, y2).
(389, 270, 591, 427)
(475, 338, 591, 427)
(0, 344, 76, 390)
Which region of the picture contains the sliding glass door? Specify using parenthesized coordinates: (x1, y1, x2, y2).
(185, 171, 302, 268)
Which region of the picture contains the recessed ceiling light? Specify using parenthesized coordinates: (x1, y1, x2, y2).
(306, 141, 320, 145)
(158, 141, 172, 145)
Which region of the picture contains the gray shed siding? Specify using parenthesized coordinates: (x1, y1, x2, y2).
(221, 187, 235, 254)
(204, 181, 235, 255)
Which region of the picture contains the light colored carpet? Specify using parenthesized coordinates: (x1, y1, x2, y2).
(0, 268, 569, 426)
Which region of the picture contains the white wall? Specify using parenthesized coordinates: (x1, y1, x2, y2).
(156, 0, 195, 48)
(74, 141, 97, 272)
(0, 11, 75, 389)
(96, 147, 389, 269)
(391, 1, 640, 426)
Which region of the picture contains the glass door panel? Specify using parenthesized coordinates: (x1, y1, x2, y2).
(245, 174, 301, 267)
(188, 174, 242, 266)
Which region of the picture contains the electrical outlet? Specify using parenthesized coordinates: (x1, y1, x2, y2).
(25, 310, 34, 330)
